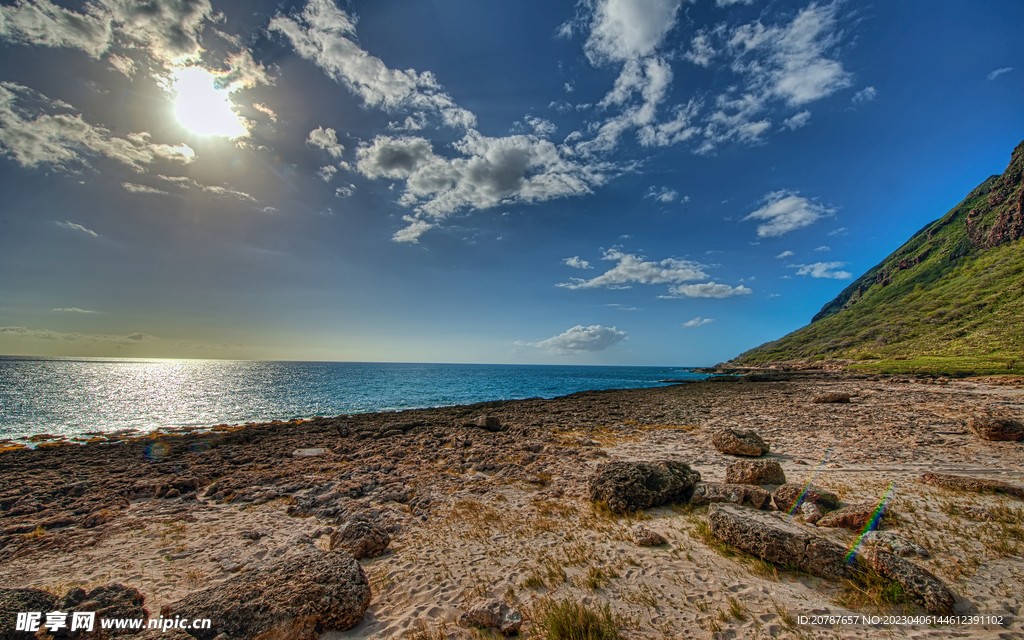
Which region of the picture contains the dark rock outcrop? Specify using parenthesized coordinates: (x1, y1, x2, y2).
(968, 416, 1024, 441)
(772, 483, 839, 513)
(329, 521, 390, 559)
(711, 428, 770, 457)
(588, 461, 700, 513)
(725, 459, 786, 486)
(1, 588, 58, 640)
(161, 550, 371, 640)
(52, 585, 148, 637)
(812, 393, 851, 404)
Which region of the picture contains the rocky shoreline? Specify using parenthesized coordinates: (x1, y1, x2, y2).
(1, 372, 1023, 639)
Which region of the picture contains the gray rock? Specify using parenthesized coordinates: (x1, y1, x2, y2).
(706, 504, 849, 580)
(161, 550, 371, 640)
(801, 502, 823, 524)
(725, 459, 786, 486)
(588, 461, 700, 513)
(858, 548, 955, 614)
(690, 482, 771, 510)
(464, 416, 504, 432)
(772, 483, 839, 514)
(967, 416, 1024, 441)
(458, 600, 523, 635)
(711, 429, 769, 457)
(329, 521, 390, 559)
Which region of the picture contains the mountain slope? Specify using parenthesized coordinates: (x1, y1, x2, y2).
(735, 139, 1024, 370)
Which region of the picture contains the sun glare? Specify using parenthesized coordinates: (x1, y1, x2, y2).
(171, 67, 248, 138)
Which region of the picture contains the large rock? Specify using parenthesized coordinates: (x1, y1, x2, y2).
(711, 429, 769, 457)
(329, 521, 390, 559)
(920, 472, 1024, 500)
(161, 550, 371, 640)
(725, 459, 786, 486)
(1, 588, 58, 640)
(772, 483, 839, 514)
(816, 502, 882, 531)
(690, 483, 771, 510)
(458, 600, 522, 635)
(53, 585, 148, 637)
(858, 548, 955, 614)
(588, 461, 700, 513)
(968, 416, 1024, 441)
(706, 504, 849, 580)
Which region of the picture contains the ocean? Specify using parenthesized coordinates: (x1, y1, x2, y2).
(0, 357, 706, 442)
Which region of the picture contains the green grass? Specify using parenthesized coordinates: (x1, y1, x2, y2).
(531, 598, 624, 640)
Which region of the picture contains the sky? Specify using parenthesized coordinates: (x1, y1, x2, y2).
(0, 0, 1021, 366)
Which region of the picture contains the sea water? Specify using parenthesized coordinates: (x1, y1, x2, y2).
(0, 357, 706, 441)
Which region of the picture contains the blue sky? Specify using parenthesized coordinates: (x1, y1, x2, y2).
(0, 0, 1021, 365)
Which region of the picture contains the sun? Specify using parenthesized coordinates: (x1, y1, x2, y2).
(170, 67, 248, 138)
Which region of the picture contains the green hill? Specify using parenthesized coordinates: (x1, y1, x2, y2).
(735, 139, 1024, 375)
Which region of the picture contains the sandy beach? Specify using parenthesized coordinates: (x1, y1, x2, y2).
(2, 371, 1024, 639)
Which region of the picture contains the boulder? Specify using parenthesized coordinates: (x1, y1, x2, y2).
(920, 472, 1024, 500)
(711, 429, 769, 457)
(690, 483, 771, 510)
(816, 502, 882, 531)
(1, 588, 58, 640)
(858, 548, 955, 614)
(588, 461, 700, 513)
(631, 526, 667, 547)
(725, 459, 786, 486)
(772, 483, 839, 514)
(161, 550, 371, 640)
(329, 521, 391, 560)
(706, 504, 848, 580)
(812, 393, 851, 404)
(967, 416, 1024, 441)
(464, 416, 504, 432)
(801, 502, 823, 525)
(458, 600, 522, 635)
(861, 531, 929, 558)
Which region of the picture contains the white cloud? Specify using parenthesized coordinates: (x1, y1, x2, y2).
(583, 0, 683, 64)
(253, 103, 278, 122)
(335, 184, 354, 198)
(814, 245, 830, 252)
(53, 307, 96, 313)
(307, 126, 344, 158)
(530, 324, 627, 352)
(716, 0, 755, 5)
(55, 220, 99, 237)
(791, 261, 852, 279)
(557, 248, 707, 289)
(0, 0, 112, 58)
(782, 110, 811, 130)
(682, 316, 714, 327)
(646, 185, 678, 202)
(744, 190, 832, 237)
(827, 227, 847, 236)
(0, 83, 196, 171)
(563, 256, 593, 269)
(156, 175, 255, 201)
(122, 181, 169, 195)
(524, 116, 556, 137)
(269, 0, 475, 129)
(107, 53, 136, 76)
(987, 67, 1014, 81)
(317, 165, 338, 182)
(684, 31, 716, 67)
(851, 86, 877, 105)
(664, 282, 753, 298)
(775, 250, 795, 259)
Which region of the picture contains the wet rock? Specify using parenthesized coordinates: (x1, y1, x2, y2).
(1, 588, 58, 639)
(458, 599, 522, 635)
(588, 461, 700, 513)
(812, 393, 851, 404)
(772, 483, 839, 513)
(631, 526, 668, 547)
(706, 504, 848, 580)
(725, 459, 786, 486)
(816, 502, 882, 530)
(464, 416, 504, 432)
(858, 548, 954, 614)
(329, 521, 390, 559)
(920, 473, 1024, 500)
(711, 428, 769, 457)
(968, 416, 1024, 441)
(161, 550, 371, 640)
(690, 483, 771, 510)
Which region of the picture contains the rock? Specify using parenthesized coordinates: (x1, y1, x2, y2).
(161, 550, 371, 640)
(52, 585, 148, 637)
(725, 459, 786, 485)
(690, 483, 771, 510)
(706, 504, 849, 580)
(858, 548, 955, 614)
(801, 502, 823, 524)
(711, 428, 769, 457)
(588, 461, 700, 513)
(772, 483, 839, 514)
(812, 393, 851, 403)
(1, 588, 58, 639)
(816, 502, 882, 530)
(458, 600, 523, 635)
(329, 521, 390, 559)
(967, 416, 1024, 441)
(240, 530, 262, 541)
(861, 531, 929, 558)
(631, 526, 667, 547)
(291, 448, 328, 457)
(920, 472, 1024, 500)
(464, 416, 504, 432)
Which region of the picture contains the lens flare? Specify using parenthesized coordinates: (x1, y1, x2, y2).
(144, 442, 169, 460)
(845, 483, 895, 564)
(786, 446, 833, 519)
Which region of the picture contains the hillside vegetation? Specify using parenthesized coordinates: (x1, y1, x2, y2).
(735, 140, 1024, 375)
